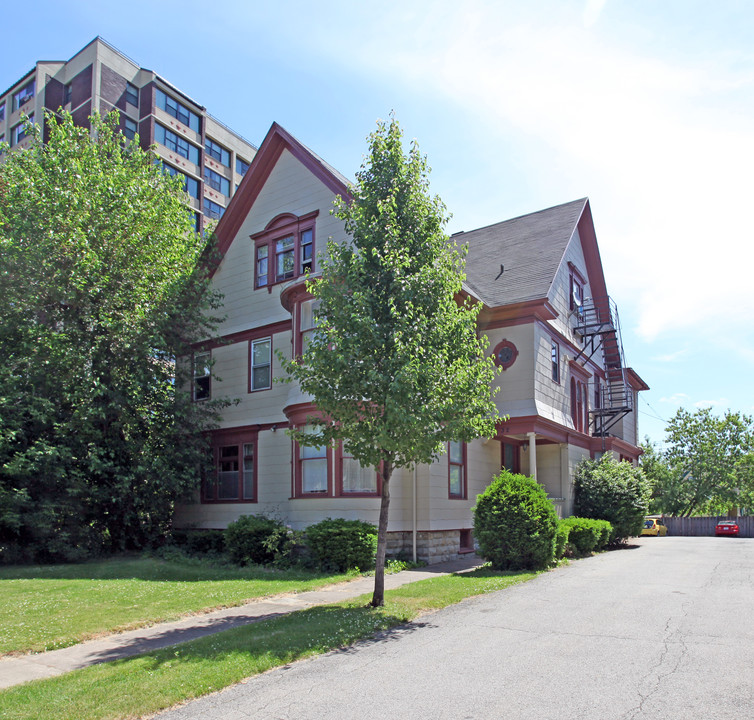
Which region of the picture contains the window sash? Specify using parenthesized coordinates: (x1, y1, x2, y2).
(275, 236, 295, 280)
(342, 455, 376, 494)
(250, 338, 271, 391)
(551, 342, 559, 383)
(12, 80, 35, 111)
(193, 353, 210, 400)
(126, 82, 139, 107)
(449, 440, 465, 497)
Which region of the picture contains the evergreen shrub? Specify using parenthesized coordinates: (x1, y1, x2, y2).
(554, 523, 571, 559)
(473, 469, 558, 570)
(560, 517, 612, 554)
(304, 518, 378, 572)
(573, 456, 650, 542)
(224, 515, 290, 566)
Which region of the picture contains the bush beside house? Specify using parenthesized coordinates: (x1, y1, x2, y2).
(573, 455, 650, 542)
(473, 469, 559, 570)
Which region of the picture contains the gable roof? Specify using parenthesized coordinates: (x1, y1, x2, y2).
(455, 198, 602, 309)
(211, 123, 352, 269)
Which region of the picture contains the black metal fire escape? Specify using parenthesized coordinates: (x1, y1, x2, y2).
(573, 296, 633, 437)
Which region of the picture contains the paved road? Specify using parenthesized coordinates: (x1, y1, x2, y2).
(156, 537, 754, 720)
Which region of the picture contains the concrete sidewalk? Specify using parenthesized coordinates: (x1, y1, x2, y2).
(0, 555, 484, 690)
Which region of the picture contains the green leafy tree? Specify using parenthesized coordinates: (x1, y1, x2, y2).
(0, 111, 225, 561)
(283, 116, 500, 605)
(640, 437, 674, 514)
(573, 455, 650, 541)
(655, 408, 754, 516)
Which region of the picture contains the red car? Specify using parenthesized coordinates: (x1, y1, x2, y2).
(715, 520, 740, 536)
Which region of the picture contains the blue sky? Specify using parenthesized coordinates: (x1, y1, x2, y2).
(4, 0, 753, 446)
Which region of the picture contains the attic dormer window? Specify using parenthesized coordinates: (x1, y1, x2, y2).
(252, 210, 318, 291)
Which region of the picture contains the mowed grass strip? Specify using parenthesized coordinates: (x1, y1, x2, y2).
(0, 569, 537, 720)
(0, 558, 353, 655)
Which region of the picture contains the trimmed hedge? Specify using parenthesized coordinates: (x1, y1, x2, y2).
(304, 518, 378, 572)
(554, 523, 571, 559)
(560, 517, 613, 555)
(473, 469, 558, 570)
(224, 515, 290, 566)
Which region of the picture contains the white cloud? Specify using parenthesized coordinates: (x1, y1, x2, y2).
(660, 392, 691, 404)
(693, 397, 731, 409)
(311, 4, 754, 345)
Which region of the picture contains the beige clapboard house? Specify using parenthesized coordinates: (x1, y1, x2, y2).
(175, 123, 648, 563)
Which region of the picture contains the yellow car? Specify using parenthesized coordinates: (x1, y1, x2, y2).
(641, 517, 668, 536)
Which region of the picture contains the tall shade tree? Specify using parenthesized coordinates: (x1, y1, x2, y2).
(658, 408, 754, 516)
(0, 111, 225, 561)
(283, 116, 500, 606)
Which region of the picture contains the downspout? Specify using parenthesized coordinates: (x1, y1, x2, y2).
(412, 466, 417, 563)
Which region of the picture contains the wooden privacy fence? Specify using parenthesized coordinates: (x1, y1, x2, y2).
(662, 516, 754, 538)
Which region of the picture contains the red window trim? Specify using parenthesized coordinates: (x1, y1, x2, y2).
(448, 440, 467, 499)
(292, 431, 333, 498)
(570, 376, 589, 434)
(251, 210, 319, 292)
(248, 336, 273, 393)
(202, 428, 258, 504)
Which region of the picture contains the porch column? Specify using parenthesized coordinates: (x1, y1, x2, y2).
(527, 432, 537, 482)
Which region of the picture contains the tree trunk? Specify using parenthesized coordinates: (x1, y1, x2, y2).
(371, 461, 393, 607)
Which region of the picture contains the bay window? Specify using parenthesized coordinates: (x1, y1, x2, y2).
(252, 211, 318, 290)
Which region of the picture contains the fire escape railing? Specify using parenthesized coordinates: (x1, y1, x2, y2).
(573, 295, 633, 437)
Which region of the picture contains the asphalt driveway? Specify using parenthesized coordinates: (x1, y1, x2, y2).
(156, 537, 754, 720)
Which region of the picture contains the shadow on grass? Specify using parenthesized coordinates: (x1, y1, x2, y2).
(114, 603, 419, 674)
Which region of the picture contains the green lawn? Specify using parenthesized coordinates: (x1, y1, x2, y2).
(0, 568, 537, 720)
(0, 557, 353, 655)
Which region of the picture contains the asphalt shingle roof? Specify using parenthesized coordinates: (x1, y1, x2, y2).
(455, 198, 588, 308)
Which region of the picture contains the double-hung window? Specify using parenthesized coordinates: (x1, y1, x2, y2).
(448, 440, 466, 498)
(340, 446, 377, 494)
(124, 117, 137, 141)
(12, 114, 33, 145)
(193, 352, 210, 401)
(250, 338, 271, 391)
(275, 236, 295, 281)
(252, 211, 318, 290)
(236, 157, 250, 176)
(126, 82, 139, 107)
(12, 80, 35, 112)
(551, 342, 560, 383)
(299, 425, 328, 494)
